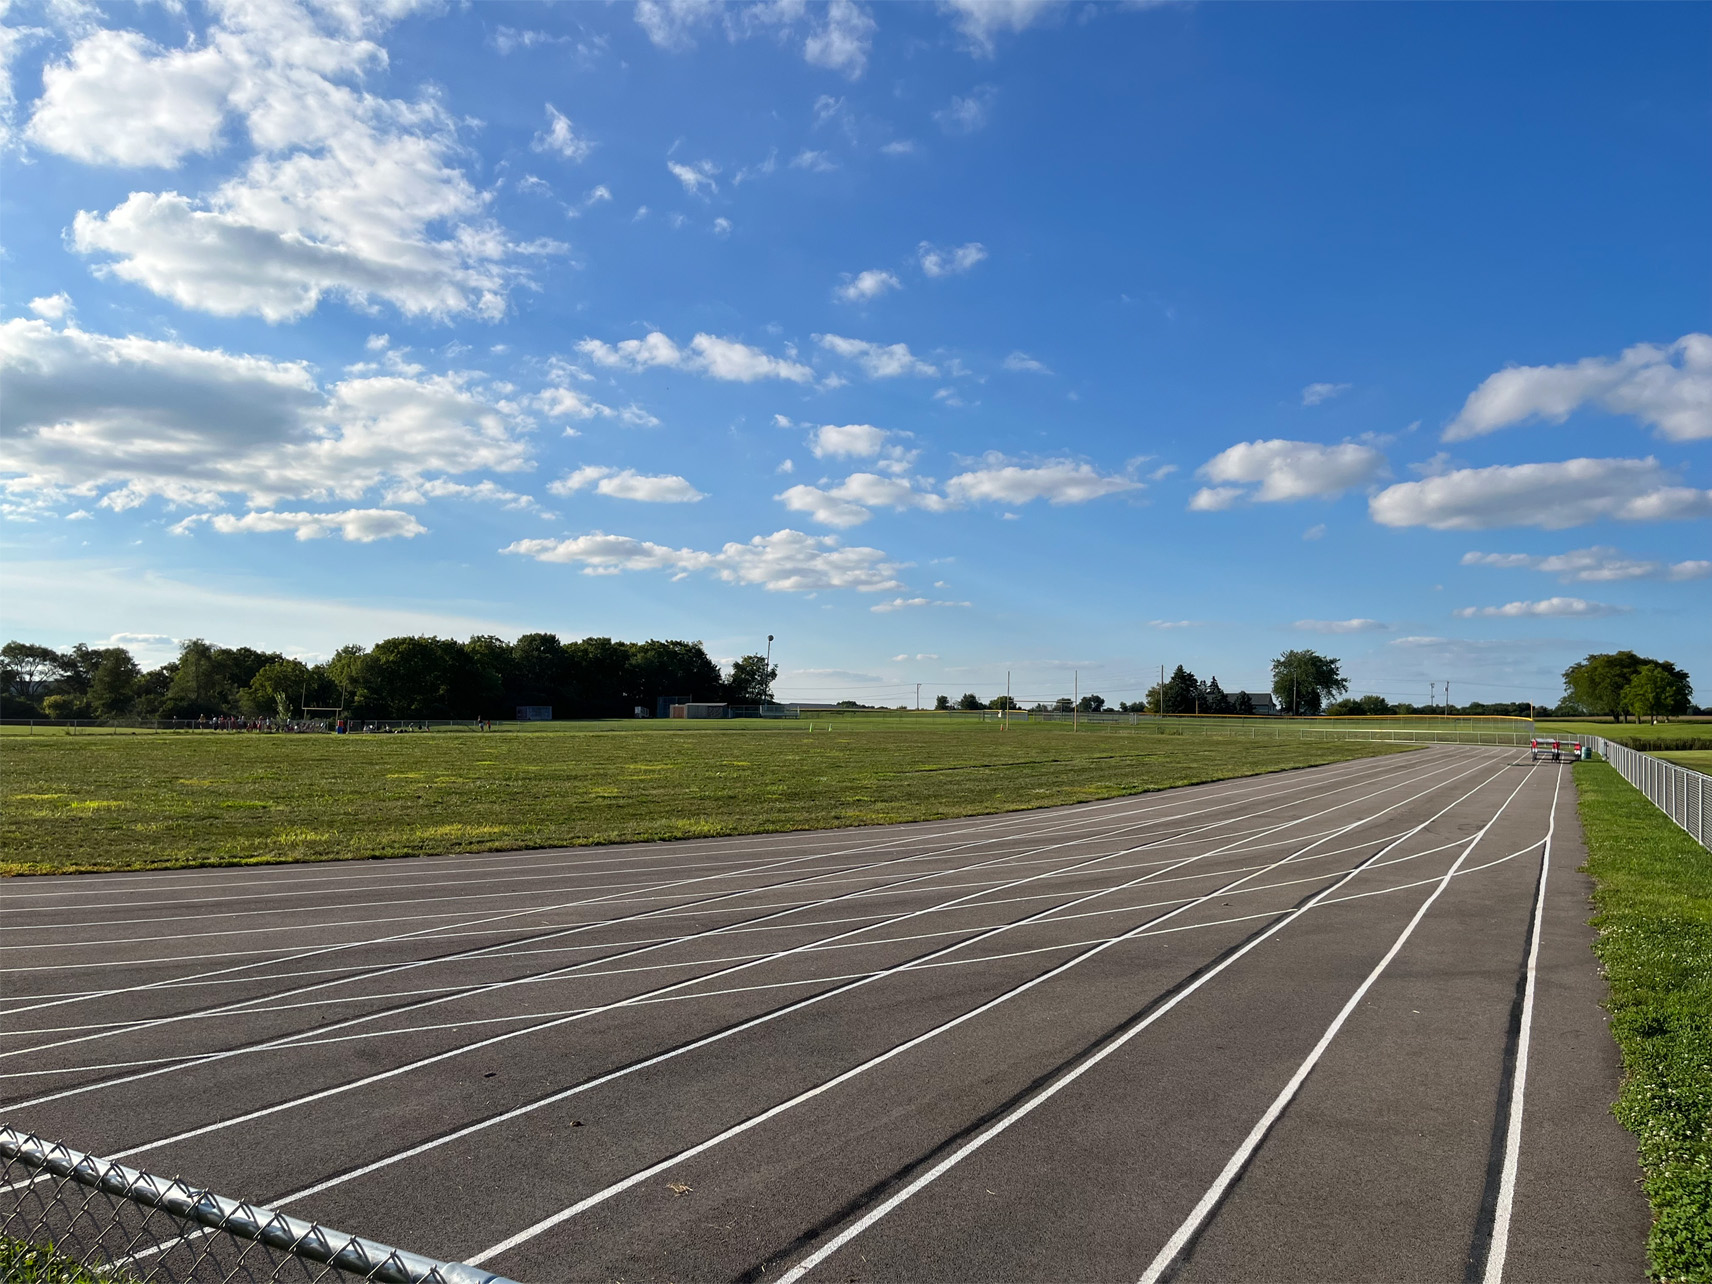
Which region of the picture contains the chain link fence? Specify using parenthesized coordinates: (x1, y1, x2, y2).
(0, 1128, 517, 1284)
(1584, 735, 1709, 849)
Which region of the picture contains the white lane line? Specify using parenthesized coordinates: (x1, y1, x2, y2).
(1129, 765, 1545, 1284)
(3, 748, 1423, 908)
(762, 761, 1541, 1284)
(1479, 764, 1562, 1284)
(0, 753, 1410, 1001)
(10, 834, 1545, 1081)
(26, 750, 1491, 1190)
(5, 755, 1352, 1113)
(0, 753, 1433, 1055)
(464, 755, 1517, 1269)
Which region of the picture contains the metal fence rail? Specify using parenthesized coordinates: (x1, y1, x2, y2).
(1585, 736, 1710, 849)
(0, 1127, 517, 1284)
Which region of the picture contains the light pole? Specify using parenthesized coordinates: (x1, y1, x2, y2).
(765, 635, 773, 707)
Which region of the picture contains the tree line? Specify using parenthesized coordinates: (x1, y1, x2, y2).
(0, 636, 776, 722)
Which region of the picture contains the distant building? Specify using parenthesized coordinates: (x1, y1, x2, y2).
(1237, 693, 1280, 715)
(669, 702, 729, 719)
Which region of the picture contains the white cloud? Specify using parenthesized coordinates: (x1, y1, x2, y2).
(532, 105, 592, 162)
(934, 85, 997, 134)
(803, 0, 876, 79)
(836, 270, 902, 303)
(1, 319, 531, 513)
(667, 158, 720, 197)
(1294, 618, 1388, 634)
(634, 0, 723, 50)
(27, 293, 73, 320)
(780, 471, 951, 527)
(1459, 546, 1712, 583)
(47, 8, 531, 323)
(917, 240, 987, 277)
(1002, 351, 1050, 374)
(1148, 620, 1203, 629)
(504, 527, 907, 594)
(577, 331, 814, 383)
(1301, 381, 1351, 406)
(27, 28, 235, 167)
(817, 333, 937, 378)
(549, 466, 704, 503)
(809, 423, 890, 458)
(174, 508, 427, 542)
(1453, 597, 1629, 620)
(712, 216, 732, 237)
(870, 597, 971, 613)
(1302, 523, 1327, 540)
(881, 139, 917, 156)
(940, 0, 1067, 54)
(1369, 457, 1712, 530)
(1194, 439, 1388, 507)
(944, 455, 1140, 506)
(790, 148, 837, 172)
(1445, 333, 1712, 443)
(383, 478, 540, 510)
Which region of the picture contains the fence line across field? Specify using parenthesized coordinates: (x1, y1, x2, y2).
(1583, 735, 1709, 848)
(0, 1127, 516, 1284)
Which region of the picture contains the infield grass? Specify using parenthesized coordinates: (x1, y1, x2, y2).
(0, 720, 1410, 877)
(1575, 760, 1712, 1283)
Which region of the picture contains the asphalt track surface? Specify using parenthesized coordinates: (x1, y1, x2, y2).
(0, 744, 1650, 1283)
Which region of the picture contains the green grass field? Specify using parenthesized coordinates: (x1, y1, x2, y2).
(0, 721, 1410, 877)
(1575, 760, 1712, 1283)
(1657, 751, 1712, 774)
(1539, 720, 1712, 748)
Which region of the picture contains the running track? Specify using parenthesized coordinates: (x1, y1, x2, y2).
(0, 745, 1649, 1282)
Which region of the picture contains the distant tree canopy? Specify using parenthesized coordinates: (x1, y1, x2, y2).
(1271, 649, 1349, 716)
(1326, 694, 1394, 717)
(1, 634, 740, 721)
(1563, 651, 1692, 723)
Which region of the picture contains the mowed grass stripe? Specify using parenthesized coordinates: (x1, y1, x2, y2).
(0, 722, 1410, 877)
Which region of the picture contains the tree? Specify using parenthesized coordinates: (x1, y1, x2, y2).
(1, 642, 67, 698)
(1076, 694, 1105, 712)
(1624, 664, 1690, 724)
(1201, 677, 1231, 715)
(989, 695, 1018, 710)
(326, 645, 368, 709)
(1271, 649, 1348, 716)
(957, 692, 983, 711)
(162, 639, 235, 717)
(934, 694, 951, 711)
(87, 648, 141, 718)
(245, 659, 314, 720)
(725, 654, 778, 705)
(1327, 694, 1393, 717)
(1054, 697, 1074, 713)
(1232, 690, 1255, 715)
(1162, 665, 1199, 715)
(1564, 652, 1691, 722)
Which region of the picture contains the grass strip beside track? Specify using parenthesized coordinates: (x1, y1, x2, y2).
(1575, 760, 1712, 1284)
(0, 723, 1408, 876)
(0, 1236, 132, 1284)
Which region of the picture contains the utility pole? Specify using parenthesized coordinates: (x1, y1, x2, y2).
(1160, 663, 1165, 717)
(915, 682, 921, 711)
(1431, 681, 1436, 713)
(1005, 670, 1011, 731)
(1445, 680, 1451, 717)
(1073, 670, 1079, 732)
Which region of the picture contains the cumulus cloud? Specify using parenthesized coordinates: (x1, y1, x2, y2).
(809, 423, 895, 459)
(1301, 381, 1351, 406)
(917, 240, 987, 277)
(577, 331, 814, 383)
(836, 269, 901, 303)
(1002, 351, 1050, 374)
(0, 319, 530, 514)
(1459, 546, 1712, 583)
(634, 0, 723, 50)
(1445, 333, 1712, 443)
(42, 6, 535, 322)
(636, 0, 873, 77)
(549, 466, 705, 503)
(816, 333, 937, 378)
(174, 508, 427, 542)
(1369, 457, 1712, 530)
(870, 596, 971, 613)
(944, 455, 1140, 506)
(1294, 618, 1388, 634)
(1453, 597, 1629, 619)
(1191, 439, 1387, 509)
(532, 105, 592, 161)
(503, 527, 907, 594)
(934, 85, 997, 135)
(27, 294, 73, 320)
(779, 471, 952, 527)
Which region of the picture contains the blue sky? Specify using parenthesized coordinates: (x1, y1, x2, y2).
(2, 0, 1707, 709)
